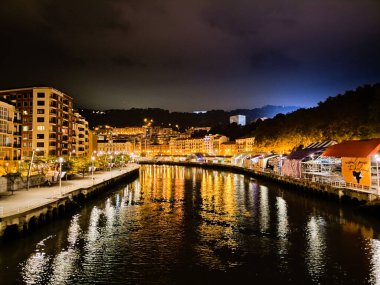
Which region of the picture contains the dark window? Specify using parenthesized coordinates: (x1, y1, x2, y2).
(23, 101, 28, 106)
(49, 142, 56, 146)
(37, 117, 44, 122)
(37, 101, 45, 106)
(37, 92, 45, 98)
(37, 134, 44, 139)
(37, 142, 44, 147)
(37, 109, 45, 114)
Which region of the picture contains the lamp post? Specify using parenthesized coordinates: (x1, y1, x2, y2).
(58, 157, 64, 196)
(27, 148, 39, 190)
(91, 156, 95, 185)
(109, 155, 113, 171)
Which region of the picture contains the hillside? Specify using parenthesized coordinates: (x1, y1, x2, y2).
(79, 105, 298, 129)
(249, 84, 380, 153)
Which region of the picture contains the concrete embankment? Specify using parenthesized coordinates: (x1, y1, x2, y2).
(139, 161, 379, 206)
(0, 165, 140, 238)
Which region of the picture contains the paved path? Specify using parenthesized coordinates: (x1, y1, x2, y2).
(0, 164, 139, 218)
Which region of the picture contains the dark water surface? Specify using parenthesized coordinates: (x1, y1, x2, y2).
(1, 165, 380, 284)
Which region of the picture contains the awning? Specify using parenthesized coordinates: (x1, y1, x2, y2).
(322, 138, 380, 158)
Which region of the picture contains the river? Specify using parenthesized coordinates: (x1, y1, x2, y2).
(1, 165, 380, 284)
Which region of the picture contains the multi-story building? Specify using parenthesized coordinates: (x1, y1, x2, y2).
(220, 142, 237, 156)
(88, 130, 98, 157)
(97, 140, 133, 154)
(230, 115, 246, 126)
(0, 100, 22, 166)
(169, 135, 229, 156)
(0, 87, 86, 158)
(236, 137, 255, 153)
(72, 112, 89, 156)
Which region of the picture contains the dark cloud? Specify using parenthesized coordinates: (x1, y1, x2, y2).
(0, 0, 379, 111)
(250, 50, 299, 71)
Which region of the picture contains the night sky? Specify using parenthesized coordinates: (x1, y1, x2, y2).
(1, 0, 380, 111)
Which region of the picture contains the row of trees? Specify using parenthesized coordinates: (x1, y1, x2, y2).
(1, 153, 130, 179)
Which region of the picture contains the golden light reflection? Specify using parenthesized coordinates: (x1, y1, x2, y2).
(276, 196, 289, 272)
(259, 185, 270, 233)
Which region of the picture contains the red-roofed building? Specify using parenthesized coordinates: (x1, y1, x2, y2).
(322, 138, 380, 192)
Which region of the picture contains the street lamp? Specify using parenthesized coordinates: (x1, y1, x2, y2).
(27, 148, 40, 190)
(109, 155, 113, 171)
(91, 156, 95, 185)
(58, 157, 64, 196)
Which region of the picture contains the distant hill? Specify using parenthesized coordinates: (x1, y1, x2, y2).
(248, 83, 380, 153)
(78, 105, 299, 129)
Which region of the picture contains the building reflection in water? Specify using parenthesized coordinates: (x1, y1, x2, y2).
(259, 185, 270, 233)
(276, 196, 289, 272)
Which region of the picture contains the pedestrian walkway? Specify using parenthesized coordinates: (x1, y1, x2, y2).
(0, 164, 139, 218)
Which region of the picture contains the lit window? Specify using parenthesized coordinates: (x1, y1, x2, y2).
(37, 126, 45, 131)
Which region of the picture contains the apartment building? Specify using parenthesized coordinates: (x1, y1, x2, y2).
(97, 140, 133, 154)
(0, 100, 21, 166)
(169, 135, 229, 156)
(236, 137, 255, 153)
(72, 112, 89, 156)
(0, 87, 86, 158)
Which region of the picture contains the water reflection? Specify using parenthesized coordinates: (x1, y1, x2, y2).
(276, 196, 289, 272)
(10, 165, 380, 284)
(306, 216, 326, 282)
(259, 185, 270, 233)
(21, 237, 52, 285)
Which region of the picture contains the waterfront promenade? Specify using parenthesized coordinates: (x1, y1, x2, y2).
(0, 164, 140, 219)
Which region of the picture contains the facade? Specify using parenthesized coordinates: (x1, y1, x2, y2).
(236, 137, 255, 153)
(229, 115, 246, 126)
(0, 87, 77, 158)
(88, 130, 98, 157)
(322, 139, 380, 191)
(72, 112, 89, 156)
(169, 135, 228, 156)
(97, 140, 133, 154)
(0, 100, 21, 166)
(220, 142, 237, 156)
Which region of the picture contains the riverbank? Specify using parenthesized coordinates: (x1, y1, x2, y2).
(139, 161, 380, 206)
(0, 164, 140, 238)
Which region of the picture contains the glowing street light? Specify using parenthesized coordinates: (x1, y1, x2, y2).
(27, 148, 40, 190)
(109, 155, 113, 171)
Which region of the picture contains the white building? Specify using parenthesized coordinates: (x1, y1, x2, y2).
(229, 115, 246, 126)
